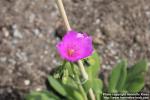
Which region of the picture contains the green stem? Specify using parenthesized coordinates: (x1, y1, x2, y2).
(78, 60, 88, 80)
(57, 60, 66, 77)
(78, 60, 96, 100)
(70, 63, 88, 100)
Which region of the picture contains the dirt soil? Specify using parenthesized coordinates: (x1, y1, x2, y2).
(0, 0, 150, 100)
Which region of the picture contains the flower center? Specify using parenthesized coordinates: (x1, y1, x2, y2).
(67, 49, 75, 57)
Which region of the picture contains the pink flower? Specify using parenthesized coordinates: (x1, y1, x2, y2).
(56, 30, 93, 62)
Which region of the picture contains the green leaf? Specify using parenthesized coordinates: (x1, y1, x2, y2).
(48, 76, 67, 96)
(86, 68, 93, 80)
(63, 85, 84, 100)
(53, 61, 67, 79)
(83, 78, 103, 94)
(85, 51, 101, 79)
(83, 52, 103, 99)
(25, 92, 41, 100)
(92, 79, 103, 100)
(72, 91, 84, 100)
(108, 60, 127, 92)
(125, 75, 145, 92)
(25, 91, 59, 100)
(125, 60, 148, 92)
(65, 62, 80, 77)
(83, 80, 92, 93)
(63, 77, 78, 88)
(46, 92, 59, 100)
(61, 62, 79, 88)
(127, 59, 148, 80)
(65, 62, 74, 75)
(92, 79, 103, 94)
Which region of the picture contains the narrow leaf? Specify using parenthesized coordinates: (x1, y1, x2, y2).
(126, 75, 144, 92)
(108, 60, 127, 92)
(127, 59, 148, 81)
(85, 51, 101, 79)
(25, 91, 59, 100)
(48, 76, 67, 96)
(125, 60, 148, 92)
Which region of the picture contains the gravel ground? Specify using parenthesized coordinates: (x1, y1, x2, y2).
(0, 0, 150, 99)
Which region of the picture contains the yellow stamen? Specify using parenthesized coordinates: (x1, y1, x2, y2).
(68, 49, 74, 56)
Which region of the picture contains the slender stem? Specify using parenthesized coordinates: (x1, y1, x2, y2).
(55, 0, 71, 31)
(89, 88, 96, 100)
(55, 0, 95, 100)
(70, 63, 88, 100)
(77, 60, 88, 80)
(78, 60, 95, 100)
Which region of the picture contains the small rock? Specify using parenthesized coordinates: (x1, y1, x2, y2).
(44, 50, 48, 55)
(40, 55, 44, 59)
(110, 49, 117, 55)
(2, 27, 9, 37)
(12, 39, 19, 45)
(145, 11, 150, 17)
(148, 62, 150, 67)
(107, 42, 115, 50)
(36, 87, 42, 91)
(8, 59, 16, 65)
(24, 80, 30, 86)
(0, 57, 7, 62)
(33, 29, 40, 36)
(102, 65, 111, 70)
(129, 49, 133, 58)
(95, 19, 100, 24)
(37, 34, 43, 38)
(12, 25, 23, 39)
(7, 88, 12, 93)
(52, 59, 58, 65)
(13, 30, 23, 39)
(16, 51, 28, 62)
(114, 56, 119, 60)
(29, 14, 35, 23)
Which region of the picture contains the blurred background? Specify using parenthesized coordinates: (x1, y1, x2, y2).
(0, 0, 150, 99)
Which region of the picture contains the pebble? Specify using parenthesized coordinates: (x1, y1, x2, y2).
(8, 59, 16, 65)
(38, 34, 43, 38)
(12, 25, 23, 39)
(102, 65, 111, 70)
(13, 29, 23, 39)
(148, 62, 150, 67)
(110, 49, 117, 55)
(44, 50, 48, 54)
(129, 49, 133, 58)
(2, 27, 9, 37)
(7, 88, 12, 93)
(40, 55, 44, 59)
(24, 80, 30, 86)
(36, 87, 42, 91)
(114, 56, 119, 60)
(95, 19, 100, 25)
(107, 42, 115, 50)
(29, 13, 35, 23)
(0, 57, 7, 62)
(16, 51, 28, 62)
(145, 11, 150, 17)
(33, 29, 40, 36)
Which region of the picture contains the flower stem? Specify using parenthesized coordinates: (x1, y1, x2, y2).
(78, 60, 96, 100)
(55, 0, 95, 100)
(89, 88, 96, 100)
(55, 0, 71, 31)
(77, 60, 88, 80)
(70, 63, 88, 100)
